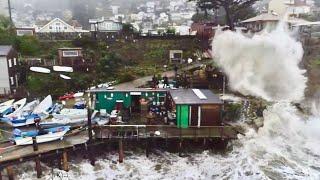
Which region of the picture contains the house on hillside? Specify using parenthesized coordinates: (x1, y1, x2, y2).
(0, 46, 19, 95)
(15, 27, 36, 36)
(268, 0, 312, 16)
(89, 17, 123, 32)
(57, 48, 93, 72)
(242, 12, 310, 32)
(36, 18, 88, 33)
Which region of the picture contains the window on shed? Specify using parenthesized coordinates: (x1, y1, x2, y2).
(62, 50, 79, 57)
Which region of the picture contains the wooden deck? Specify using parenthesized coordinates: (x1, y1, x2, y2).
(0, 130, 88, 167)
(94, 125, 238, 139)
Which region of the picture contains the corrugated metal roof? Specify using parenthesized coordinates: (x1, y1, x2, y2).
(170, 89, 223, 105)
(87, 87, 167, 93)
(0, 45, 12, 56)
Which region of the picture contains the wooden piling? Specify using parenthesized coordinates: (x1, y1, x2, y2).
(178, 139, 182, 157)
(6, 166, 14, 180)
(118, 138, 124, 163)
(88, 146, 95, 166)
(203, 138, 207, 147)
(62, 150, 69, 172)
(145, 138, 150, 158)
(32, 136, 38, 151)
(35, 157, 42, 178)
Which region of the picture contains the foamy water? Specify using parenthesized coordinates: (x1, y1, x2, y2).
(212, 23, 307, 102)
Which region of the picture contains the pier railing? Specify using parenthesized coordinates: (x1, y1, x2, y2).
(93, 125, 238, 139)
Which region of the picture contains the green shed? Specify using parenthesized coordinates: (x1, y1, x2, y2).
(169, 89, 223, 128)
(89, 88, 167, 113)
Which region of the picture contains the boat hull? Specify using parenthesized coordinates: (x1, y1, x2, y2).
(14, 126, 70, 145)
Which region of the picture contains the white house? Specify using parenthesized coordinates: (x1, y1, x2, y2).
(89, 17, 123, 32)
(269, 0, 311, 16)
(36, 18, 88, 33)
(0, 46, 19, 95)
(111, 6, 119, 15)
(0, 0, 9, 17)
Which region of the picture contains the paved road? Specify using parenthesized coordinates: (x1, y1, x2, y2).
(114, 63, 203, 90)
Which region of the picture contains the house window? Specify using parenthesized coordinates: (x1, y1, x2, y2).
(62, 50, 79, 57)
(49, 26, 52, 29)
(13, 58, 17, 66)
(10, 77, 14, 85)
(64, 26, 67, 30)
(56, 23, 60, 26)
(8, 59, 12, 67)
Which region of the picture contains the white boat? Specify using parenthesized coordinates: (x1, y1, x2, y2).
(33, 95, 53, 114)
(53, 66, 73, 73)
(0, 99, 14, 114)
(74, 92, 84, 98)
(7, 100, 39, 118)
(4, 114, 42, 127)
(3, 98, 27, 117)
(41, 109, 97, 126)
(13, 126, 70, 145)
(30, 67, 51, 74)
(0, 99, 14, 107)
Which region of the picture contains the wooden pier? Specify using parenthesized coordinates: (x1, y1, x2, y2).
(0, 124, 238, 179)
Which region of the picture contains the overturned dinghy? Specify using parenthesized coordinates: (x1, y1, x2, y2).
(30, 67, 51, 74)
(3, 98, 27, 117)
(53, 66, 73, 73)
(13, 126, 70, 145)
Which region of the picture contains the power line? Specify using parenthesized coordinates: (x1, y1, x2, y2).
(7, 0, 12, 22)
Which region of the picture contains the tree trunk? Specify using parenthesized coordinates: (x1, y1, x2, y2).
(224, 7, 234, 30)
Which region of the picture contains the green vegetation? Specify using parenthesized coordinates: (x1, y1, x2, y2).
(190, 0, 257, 29)
(27, 72, 93, 98)
(15, 36, 41, 56)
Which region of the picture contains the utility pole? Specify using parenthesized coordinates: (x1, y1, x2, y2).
(7, 0, 12, 22)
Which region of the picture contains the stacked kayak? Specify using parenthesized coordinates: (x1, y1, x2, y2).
(1, 95, 53, 127)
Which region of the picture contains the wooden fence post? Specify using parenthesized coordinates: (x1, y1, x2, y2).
(145, 138, 150, 158)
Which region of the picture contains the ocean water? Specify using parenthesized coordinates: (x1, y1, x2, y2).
(16, 102, 320, 180)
